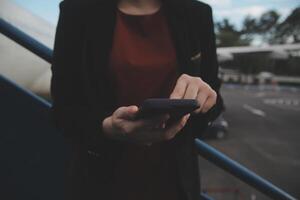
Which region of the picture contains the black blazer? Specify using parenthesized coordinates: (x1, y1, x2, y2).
(50, 0, 224, 200)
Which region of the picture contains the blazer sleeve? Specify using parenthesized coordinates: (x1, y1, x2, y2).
(50, 1, 110, 150)
(186, 4, 224, 138)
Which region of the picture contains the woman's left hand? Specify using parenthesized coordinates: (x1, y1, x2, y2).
(170, 74, 217, 114)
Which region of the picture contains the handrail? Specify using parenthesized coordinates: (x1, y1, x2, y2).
(195, 139, 296, 200)
(0, 18, 297, 200)
(200, 193, 214, 200)
(0, 18, 52, 63)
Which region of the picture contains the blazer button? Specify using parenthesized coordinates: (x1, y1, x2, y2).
(87, 150, 101, 158)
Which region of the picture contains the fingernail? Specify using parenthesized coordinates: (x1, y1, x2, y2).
(131, 106, 138, 112)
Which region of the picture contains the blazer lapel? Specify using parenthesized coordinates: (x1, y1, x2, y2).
(165, 0, 201, 75)
(164, 1, 193, 75)
(165, 4, 187, 73)
(85, 1, 117, 97)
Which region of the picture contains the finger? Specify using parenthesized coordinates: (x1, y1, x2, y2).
(194, 91, 209, 114)
(202, 93, 217, 113)
(115, 106, 139, 120)
(123, 114, 169, 135)
(163, 114, 190, 140)
(134, 114, 170, 130)
(183, 83, 199, 100)
(158, 122, 167, 129)
(151, 114, 170, 129)
(170, 76, 188, 99)
(146, 114, 170, 123)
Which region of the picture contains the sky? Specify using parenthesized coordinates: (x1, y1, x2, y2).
(201, 0, 300, 28)
(13, 0, 300, 28)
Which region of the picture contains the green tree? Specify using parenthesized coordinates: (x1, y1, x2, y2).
(240, 10, 281, 44)
(240, 16, 258, 43)
(215, 19, 251, 47)
(257, 10, 280, 33)
(215, 8, 299, 46)
(272, 7, 300, 43)
(241, 16, 258, 34)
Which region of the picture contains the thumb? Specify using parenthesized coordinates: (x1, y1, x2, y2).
(116, 105, 139, 120)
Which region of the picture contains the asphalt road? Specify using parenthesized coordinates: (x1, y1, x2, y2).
(199, 84, 300, 200)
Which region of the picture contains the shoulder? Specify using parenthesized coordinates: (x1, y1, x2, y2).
(58, 0, 114, 25)
(58, 0, 88, 20)
(186, 0, 214, 29)
(59, 0, 111, 15)
(189, 0, 213, 16)
(59, 0, 107, 8)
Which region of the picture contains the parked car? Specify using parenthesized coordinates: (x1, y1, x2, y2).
(202, 113, 229, 140)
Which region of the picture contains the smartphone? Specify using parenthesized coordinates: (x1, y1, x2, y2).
(135, 98, 200, 120)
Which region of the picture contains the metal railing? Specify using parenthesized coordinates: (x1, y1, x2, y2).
(0, 18, 297, 200)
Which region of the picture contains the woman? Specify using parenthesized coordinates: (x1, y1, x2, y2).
(50, 0, 223, 199)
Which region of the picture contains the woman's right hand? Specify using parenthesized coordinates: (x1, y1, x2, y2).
(102, 106, 190, 145)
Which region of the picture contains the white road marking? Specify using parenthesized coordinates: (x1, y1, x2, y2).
(243, 139, 300, 167)
(243, 104, 266, 117)
(255, 92, 265, 97)
(263, 98, 300, 111)
(278, 99, 284, 104)
(286, 100, 292, 105)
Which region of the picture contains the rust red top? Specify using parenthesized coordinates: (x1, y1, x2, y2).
(108, 7, 184, 200)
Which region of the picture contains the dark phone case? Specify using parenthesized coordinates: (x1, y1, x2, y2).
(136, 98, 200, 120)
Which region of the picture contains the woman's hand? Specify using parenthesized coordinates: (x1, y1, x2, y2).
(170, 74, 217, 114)
(102, 106, 190, 145)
